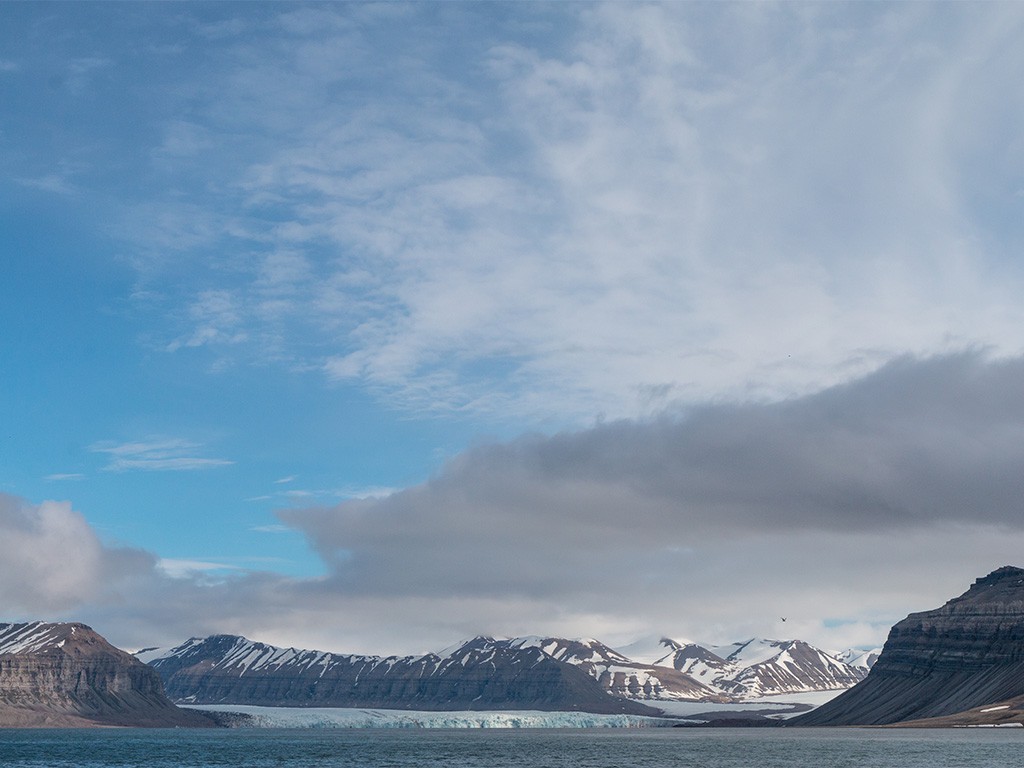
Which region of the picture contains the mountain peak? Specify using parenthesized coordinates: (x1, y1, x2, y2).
(971, 565, 1024, 589)
(0, 621, 115, 657)
(934, 564, 1024, 616)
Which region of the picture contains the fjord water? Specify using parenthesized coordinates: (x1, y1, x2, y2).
(1, 728, 1022, 768)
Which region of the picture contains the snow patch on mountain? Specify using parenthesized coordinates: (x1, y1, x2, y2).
(609, 636, 683, 666)
(833, 647, 883, 671)
(0, 621, 77, 655)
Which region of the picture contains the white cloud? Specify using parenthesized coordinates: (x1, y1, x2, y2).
(157, 559, 244, 579)
(0, 495, 151, 614)
(251, 524, 290, 534)
(15, 174, 77, 195)
(90, 438, 233, 472)
(100, 3, 1024, 427)
(165, 290, 249, 352)
(337, 485, 397, 500)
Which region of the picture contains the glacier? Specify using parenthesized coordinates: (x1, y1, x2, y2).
(186, 705, 681, 729)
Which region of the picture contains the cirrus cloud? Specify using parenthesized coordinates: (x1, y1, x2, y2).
(89, 438, 234, 472)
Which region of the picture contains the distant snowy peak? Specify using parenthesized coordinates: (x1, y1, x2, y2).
(610, 636, 684, 666)
(497, 636, 723, 702)
(833, 647, 882, 671)
(661, 637, 870, 697)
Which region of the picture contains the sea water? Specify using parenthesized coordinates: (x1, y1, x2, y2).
(0, 728, 1022, 768)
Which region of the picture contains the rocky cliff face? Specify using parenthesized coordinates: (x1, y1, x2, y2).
(796, 566, 1024, 725)
(0, 622, 213, 727)
(144, 634, 659, 715)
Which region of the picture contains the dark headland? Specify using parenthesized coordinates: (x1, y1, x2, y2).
(795, 566, 1024, 727)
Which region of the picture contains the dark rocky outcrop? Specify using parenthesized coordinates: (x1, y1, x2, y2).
(146, 634, 659, 715)
(796, 566, 1024, 725)
(0, 621, 214, 727)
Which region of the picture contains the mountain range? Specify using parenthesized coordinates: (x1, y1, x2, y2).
(0, 620, 874, 725)
(619, 636, 871, 698)
(14, 570, 1024, 726)
(136, 632, 873, 713)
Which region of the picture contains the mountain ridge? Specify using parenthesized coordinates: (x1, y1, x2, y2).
(142, 633, 658, 715)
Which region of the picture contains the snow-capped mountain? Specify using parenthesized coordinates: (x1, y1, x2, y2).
(140, 634, 661, 715)
(655, 637, 871, 698)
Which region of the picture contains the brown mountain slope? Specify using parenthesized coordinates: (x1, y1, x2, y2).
(0, 621, 214, 727)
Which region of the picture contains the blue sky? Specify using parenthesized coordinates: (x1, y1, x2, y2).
(3, 2, 1024, 656)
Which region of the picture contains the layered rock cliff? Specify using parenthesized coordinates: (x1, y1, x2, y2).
(0, 621, 213, 727)
(796, 566, 1024, 725)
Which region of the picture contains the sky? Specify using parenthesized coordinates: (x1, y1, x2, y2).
(2, 1, 1024, 658)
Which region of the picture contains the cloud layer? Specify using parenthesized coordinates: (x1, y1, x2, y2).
(7, 353, 1024, 656)
(276, 352, 1024, 649)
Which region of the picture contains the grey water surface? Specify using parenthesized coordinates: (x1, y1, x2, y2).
(1, 727, 1022, 768)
